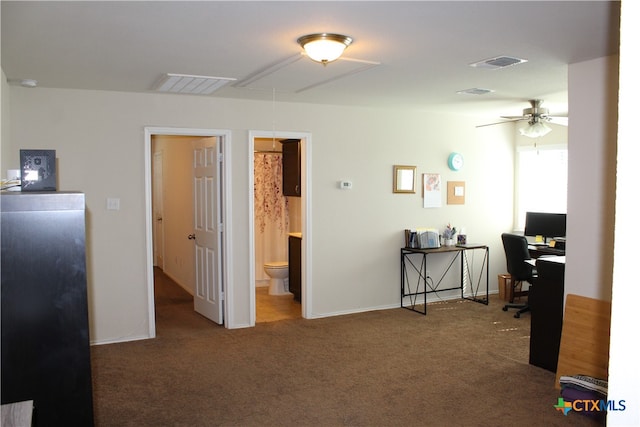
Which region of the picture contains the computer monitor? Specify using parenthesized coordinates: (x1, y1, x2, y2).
(524, 212, 566, 243)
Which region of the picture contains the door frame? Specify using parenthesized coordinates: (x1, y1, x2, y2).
(152, 151, 165, 269)
(144, 127, 233, 337)
(248, 131, 312, 324)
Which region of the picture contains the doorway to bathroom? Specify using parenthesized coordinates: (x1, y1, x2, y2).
(249, 131, 310, 324)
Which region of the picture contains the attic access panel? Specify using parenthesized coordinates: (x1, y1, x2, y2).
(235, 54, 380, 94)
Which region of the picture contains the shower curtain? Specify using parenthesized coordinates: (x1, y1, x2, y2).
(254, 153, 289, 282)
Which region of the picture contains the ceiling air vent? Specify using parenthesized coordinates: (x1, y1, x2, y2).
(469, 56, 528, 69)
(154, 73, 236, 95)
(456, 88, 494, 95)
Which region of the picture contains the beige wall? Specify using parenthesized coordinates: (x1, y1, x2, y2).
(566, 55, 619, 302)
(4, 87, 518, 343)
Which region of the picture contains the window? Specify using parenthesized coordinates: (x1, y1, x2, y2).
(515, 145, 568, 231)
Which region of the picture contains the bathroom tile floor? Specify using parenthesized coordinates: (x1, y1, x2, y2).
(255, 286, 301, 323)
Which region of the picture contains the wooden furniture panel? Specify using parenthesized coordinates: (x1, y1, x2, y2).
(281, 139, 301, 197)
(288, 235, 302, 301)
(555, 294, 611, 389)
(1, 192, 94, 425)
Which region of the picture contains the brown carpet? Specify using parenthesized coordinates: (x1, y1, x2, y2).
(90, 272, 602, 426)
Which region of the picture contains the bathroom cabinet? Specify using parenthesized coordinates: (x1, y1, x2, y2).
(288, 235, 302, 302)
(281, 139, 301, 197)
(1, 192, 94, 426)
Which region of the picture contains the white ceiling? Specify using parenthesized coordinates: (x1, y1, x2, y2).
(1, 1, 620, 120)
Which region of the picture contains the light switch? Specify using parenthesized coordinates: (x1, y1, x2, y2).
(106, 198, 120, 210)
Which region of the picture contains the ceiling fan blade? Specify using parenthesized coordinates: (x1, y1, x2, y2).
(548, 116, 569, 126)
(476, 120, 519, 128)
(480, 99, 569, 129)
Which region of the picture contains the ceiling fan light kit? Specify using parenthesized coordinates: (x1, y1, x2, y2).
(518, 99, 553, 138)
(520, 120, 552, 138)
(297, 33, 353, 65)
(477, 99, 566, 138)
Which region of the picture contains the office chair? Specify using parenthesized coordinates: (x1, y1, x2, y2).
(501, 233, 537, 318)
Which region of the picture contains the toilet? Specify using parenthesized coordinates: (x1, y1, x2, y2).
(263, 261, 289, 295)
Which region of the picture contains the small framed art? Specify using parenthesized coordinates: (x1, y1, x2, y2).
(20, 149, 57, 191)
(393, 165, 416, 193)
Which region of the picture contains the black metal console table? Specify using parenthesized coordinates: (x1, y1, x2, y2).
(401, 244, 489, 315)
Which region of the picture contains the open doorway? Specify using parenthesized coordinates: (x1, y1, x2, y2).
(144, 127, 232, 338)
(253, 137, 301, 323)
(249, 131, 311, 325)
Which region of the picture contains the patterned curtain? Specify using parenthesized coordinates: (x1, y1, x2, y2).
(254, 153, 289, 279)
(254, 153, 289, 234)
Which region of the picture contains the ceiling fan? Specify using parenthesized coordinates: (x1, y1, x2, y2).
(478, 99, 568, 138)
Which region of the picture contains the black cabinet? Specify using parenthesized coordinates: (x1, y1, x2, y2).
(529, 259, 565, 372)
(288, 235, 302, 302)
(1, 192, 94, 426)
(281, 139, 301, 197)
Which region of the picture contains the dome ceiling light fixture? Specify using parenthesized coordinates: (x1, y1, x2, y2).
(297, 33, 353, 65)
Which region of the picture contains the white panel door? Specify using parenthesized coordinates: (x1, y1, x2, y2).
(192, 137, 223, 324)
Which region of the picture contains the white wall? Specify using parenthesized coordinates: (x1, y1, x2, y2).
(566, 55, 619, 302)
(4, 87, 512, 343)
(608, 1, 639, 424)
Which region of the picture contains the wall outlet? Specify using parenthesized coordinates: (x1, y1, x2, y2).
(106, 197, 120, 210)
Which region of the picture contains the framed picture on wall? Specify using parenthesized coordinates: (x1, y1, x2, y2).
(423, 173, 441, 208)
(393, 165, 416, 193)
(20, 149, 57, 192)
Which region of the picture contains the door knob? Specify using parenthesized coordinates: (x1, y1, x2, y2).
(187, 234, 196, 240)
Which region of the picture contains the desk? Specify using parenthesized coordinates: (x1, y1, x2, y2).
(401, 244, 489, 315)
(528, 244, 565, 258)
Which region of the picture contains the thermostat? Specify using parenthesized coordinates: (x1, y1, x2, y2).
(339, 180, 353, 190)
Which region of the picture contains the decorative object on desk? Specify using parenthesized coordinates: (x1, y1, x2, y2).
(1, 170, 22, 191)
(393, 165, 416, 194)
(447, 152, 464, 171)
(447, 181, 465, 204)
(443, 223, 456, 246)
(422, 173, 441, 208)
(457, 233, 467, 245)
(404, 228, 440, 249)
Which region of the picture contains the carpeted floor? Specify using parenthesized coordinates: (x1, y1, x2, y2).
(90, 272, 603, 426)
